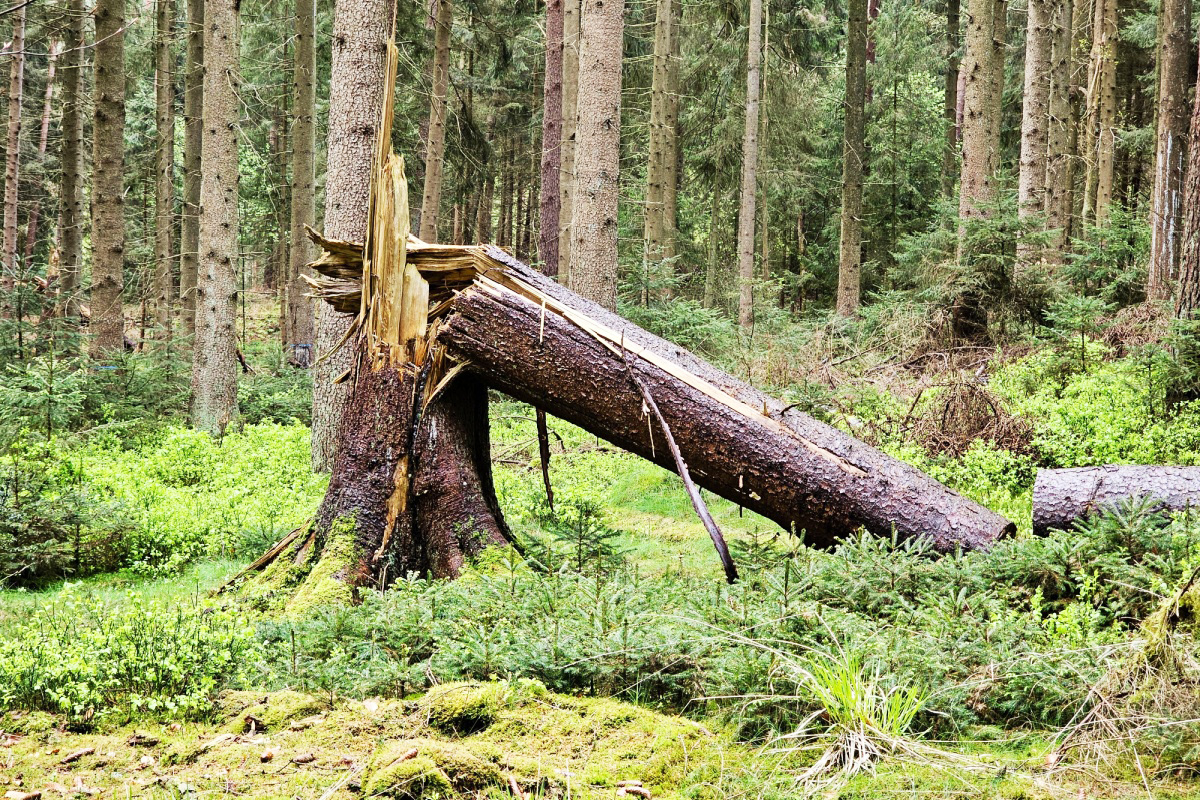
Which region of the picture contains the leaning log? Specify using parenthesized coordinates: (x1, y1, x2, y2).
(1033, 466, 1200, 535)
(431, 255, 1015, 552)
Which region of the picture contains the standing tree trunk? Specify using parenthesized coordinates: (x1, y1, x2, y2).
(154, 0, 176, 339)
(180, 0, 204, 337)
(312, 0, 393, 471)
(958, 0, 1003, 223)
(1, 2, 24, 300)
(22, 39, 58, 271)
(190, 0, 240, 436)
(1083, 0, 1118, 226)
(568, 0, 623, 311)
(1174, 43, 1200, 318)
(418, 0, 453, 243)
(736, 0, 763, 329)
(1148, 0, 1190, 301)
(539, 0, 564, 276)
(1044, 0, 1074, 260)
(287, 0, 317, 367)
(90, 0, 127, 355)
(662, 0, 681, 268)
(941, 0, 962, 196)
(58, 0, 86, 321)
(644, 0, 677, 272)
(1017, 0, 1052, 267)
(560, 0, 581, 287)
(837, 0, 867, 317)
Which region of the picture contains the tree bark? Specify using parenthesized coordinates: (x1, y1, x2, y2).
(941, 0, 961, 197)
(288, 0, 317, 368)
(1148, 0, 1190, 301)
(736, 0, 763, 329)
(559, 0, 580, 287)
(1174, 43, 1200, 319)
(90, 0, 127, 356)
(190, 0, 240, 436)
(568, 0, 623, 311)
(644, 0, 677, 271)
(1043, 0, 1073, 259)
(419, 0, 453, 243)
(1017, 0, 1052, 266)
(312, 0, 392, 472)
(837, 0, 867, 317)
(1083, 0, 1118, 226)
(1, 2, 25, 299)
(21, 41, 58, 271)
(539, 0, 564, 277)
(434, 252, 1016, 552)
(57, 0, 86, 322)
(155, 0, 176, 339)
(180, 0, 204, 338)
(1034, 466, 1200, 535)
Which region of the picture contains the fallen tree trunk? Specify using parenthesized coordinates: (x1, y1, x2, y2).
(1033, 466, 1200, 535)
(431, 257, 1015, 552)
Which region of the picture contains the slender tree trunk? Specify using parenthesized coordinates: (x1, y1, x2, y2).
(662, 0, 681, 267)
(1017, 0, 1052, 266)
(560, 0, 581, 286)
(644, 0, 675, 269)
(1174, 43, 1200, 318)
(1148, 0, 1190, 300)
(311, 0, 393, 471)
(704, 186, 721, 308)
(287, 0, 317, 367)
(180, 0, 204, 336)
(154, 0, 176, 339)
(837, 0, 867, 317)
(1084, 0, 1118, 226)
(539, 0, 564, 276)
(419, 0, 453, 243)
(22, 40, 57, 270)
(759, 1, 770, 281)
(58, 0, 86, 322)
(0, 3, 24, 300)
(568, 0, 624, 311)
(959, 0, 1002, 221)
(1044, 0, 1074, 259)
(90, 0, 127, 355)
(736, 0, 763, 329)
(191, 0, 241, 435)
(941, 0, 961, 196)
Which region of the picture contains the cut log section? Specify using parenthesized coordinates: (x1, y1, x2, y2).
(306, 235, 1016, 555)
(1033, 466, 1200, 535)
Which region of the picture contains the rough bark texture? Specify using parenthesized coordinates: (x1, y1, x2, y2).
(736, 0, 763, 329)
(568, 0, 623, 311)
(180, 0, 204, 337)
(1034, 466, 1200, 535)
(57, 0, 85, 320)
(559, 0, 580, 287)
(419, 0, 453, 243)
(1083, 0, 1118, 226)
(1, 3, 25, 297)
(1017, 0, 1051, 265)
(190, 0, 240, 436)
(437, 254, 1016, 552)
(644, 0, 677, 270)
(837, 0, 866, 317)
(21, 41, 57, 271)
(958, 0, 1001, 222)
(90, 0, 127, 356)
(539, 0, 564, 276)
(1044, 0, 1073, 258)
(288, 0, 317, 367)
(1148, 0, 1191, 300)
(1175, 47, 1200, 319)
(312, 0, 392, 471)
(154, 0, 176, 338)
(941, 0, 961, 197)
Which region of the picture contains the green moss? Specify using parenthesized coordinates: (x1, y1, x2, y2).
(2, 709, 57, 735)
(421, 682, 514, 735)
(366, 738, 502, 796)
(221, 690, 325, 734)
(286, 518, 360, 616)
(364, 753, 452, 799)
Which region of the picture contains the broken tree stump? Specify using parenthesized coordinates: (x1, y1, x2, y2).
(1033, 466, 1200, 535)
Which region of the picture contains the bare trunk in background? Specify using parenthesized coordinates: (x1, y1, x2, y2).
(180, 0, 204, 337)
(837, 0, 867, 317)
(1, 3, 25, 300)
(735, 0, 763, 329)
(90, 0, 127, 355)
(1148, 0, 1191, 300)
(418, 0, 453, 243)
(154, 0, 176, 339)
(1017, 0, 1051, 267)
(287, 0, 317, 367)
(538, 0, 564, 276)
(57, 0, 86, 322)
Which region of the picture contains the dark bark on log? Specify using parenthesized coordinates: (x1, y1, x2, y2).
(1033, 466, 1200, 535)
(436, 250, 1016, 552)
